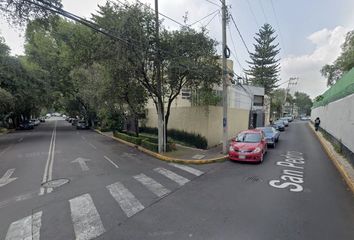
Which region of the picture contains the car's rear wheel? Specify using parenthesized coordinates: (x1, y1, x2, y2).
(272, 141, 276, 148)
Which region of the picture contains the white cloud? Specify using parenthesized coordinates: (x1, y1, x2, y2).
(280, 26, 349, 99)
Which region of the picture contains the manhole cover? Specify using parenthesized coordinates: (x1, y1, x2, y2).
(244, 176, 262, 183)
(42, 179, 70, 188)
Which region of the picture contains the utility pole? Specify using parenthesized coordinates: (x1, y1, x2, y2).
(222, 0, 228, 154)
(155, 0, 165, 153)
(282, 77, 298, 117)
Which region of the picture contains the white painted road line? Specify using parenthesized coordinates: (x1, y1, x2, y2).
(107, 182, 145, 217)
(47, 121, 57, 193)
(5, 211, 42, 240)
(88, 142, 97, 150)
(0, 169, 17, 187)
(69, 194, 105, 240)
(134, 173, 171, 197)
(40, 121, 57, 195)
(17, 137, 23, 143)
(154, 167, 190, 186)
(104, 156, 119, 168)
(0, 145, 13, 158)
(169, 163, 204, 176)
(0, 191, 38, 209)
(71, 157, 91, 171)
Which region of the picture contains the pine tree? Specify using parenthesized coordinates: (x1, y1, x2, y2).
(246, 23, 280, 94)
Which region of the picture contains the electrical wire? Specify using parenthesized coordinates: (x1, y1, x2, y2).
(244, 0, 260, 29)
(258, 0, 268, 23)
(204, 0, 221, 8)
(202, 10, 220, 28)
(227, 25, 244, 76)
(229, 14, 250, 54)
(270, 0, 285, 54)
(188, 9, 219, 27)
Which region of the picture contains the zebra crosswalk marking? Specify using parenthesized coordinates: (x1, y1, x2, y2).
(5, 211, 42, 240)
(133, 173, 171, 197)
(107, 182, 145, 217)
(69, 194, 105, 240)
(169, 163, 204, 176)
(154, 167, 190, 186)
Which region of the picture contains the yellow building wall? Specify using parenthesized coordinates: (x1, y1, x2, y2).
(144, 106, 249, 147)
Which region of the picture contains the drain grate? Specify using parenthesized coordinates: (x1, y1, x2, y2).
(244, 176, 262, 183)
(42, 178, 70, 189)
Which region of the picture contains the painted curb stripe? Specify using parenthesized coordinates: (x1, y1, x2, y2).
(107, 182, 144, 217)
(154, 167, 189, 186)
(69, 194, 105, 240)
(134, 173, 171, 197)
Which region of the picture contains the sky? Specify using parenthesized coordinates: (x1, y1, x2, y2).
(1, 0, 354, 99)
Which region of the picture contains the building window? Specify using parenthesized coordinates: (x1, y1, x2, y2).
(253, 95, 264, 106)
(181, 88, 191, 100)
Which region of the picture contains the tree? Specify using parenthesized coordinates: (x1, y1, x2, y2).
(93, 2, 221, 151)
(321, 30, 354, 86)
(294, 92, 312, 115)
(0, 0, 61, 25)
(246, 23, 280, 95)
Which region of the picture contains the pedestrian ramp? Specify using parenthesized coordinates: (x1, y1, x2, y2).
(3, 164, 204, 240)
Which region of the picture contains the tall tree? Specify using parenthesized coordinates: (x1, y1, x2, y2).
(93, 2, 221, 149)
(246, 23, 280, 95)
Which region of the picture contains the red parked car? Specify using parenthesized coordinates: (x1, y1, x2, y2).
(228, 130, 267, 163)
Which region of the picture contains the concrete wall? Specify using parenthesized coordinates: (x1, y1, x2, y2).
(311, 94, 354, 155)
(144, 106, 249, 147)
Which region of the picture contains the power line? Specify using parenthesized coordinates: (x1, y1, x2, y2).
(258, 0, 268, 23)
(113, 0, 185, 26)
(227, 25, 244, 73)
(245, 0, 260, 29)
(229, 14, 250, 54)
(270, 0, 285, 54)
(188, 9, 219, 27)
(203, 10, 220, 28)
(204, 0, 221, 8)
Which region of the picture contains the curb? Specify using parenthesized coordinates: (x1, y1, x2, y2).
(308, 123, 354, 193)
(94, 129, 227, 164)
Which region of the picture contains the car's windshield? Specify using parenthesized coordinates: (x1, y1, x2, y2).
(236, 133, 261, 143)
(259, 128, 273, 133)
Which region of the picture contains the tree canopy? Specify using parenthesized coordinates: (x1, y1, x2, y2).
(246, 23, 281, 95)
(321, 30, 354, 86)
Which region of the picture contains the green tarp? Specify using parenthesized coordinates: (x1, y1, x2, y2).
(313, 68, 354, 108)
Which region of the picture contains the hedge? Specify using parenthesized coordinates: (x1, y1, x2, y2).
(113, 131, 175, 152)
(113, 132, 142, 145)
(139, 127, 208, 149)
(141, 139, 158, 152)
(141, 139, 175, 152)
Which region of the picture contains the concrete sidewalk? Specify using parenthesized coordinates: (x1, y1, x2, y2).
(309, 123, 354, 193)
(95, 130, 227, 164)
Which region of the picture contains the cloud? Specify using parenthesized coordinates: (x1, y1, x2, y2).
(280, 26, 349, 99)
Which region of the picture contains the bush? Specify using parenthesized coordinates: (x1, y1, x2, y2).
(141, 139, 175, 152)
(139, 126, 158, 135)
(141, 139, 158, 152)
(140, 127, 208, 149)
(113, 132, 142, 145)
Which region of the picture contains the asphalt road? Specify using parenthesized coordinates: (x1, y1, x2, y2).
(0, 118, 353, 240)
